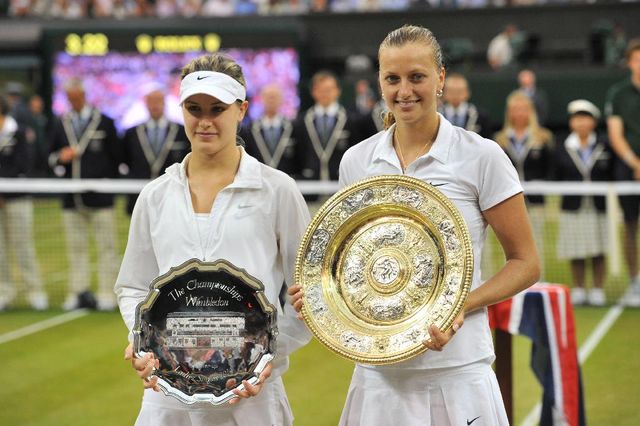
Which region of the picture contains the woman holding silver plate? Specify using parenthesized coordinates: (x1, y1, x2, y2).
(115, 53, 312, 425)
(290, 25, 540, 425)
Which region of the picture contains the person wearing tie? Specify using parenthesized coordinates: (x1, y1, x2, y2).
(517, 69, 549, 126)
(122, 86, 189, 214)
(242, 84, 297, 176)
(439, 73, 492, 138)
(49, 78, 122, 311)
(554, 100, 614, 306)
(494, 90, 554, 277)
(293, 70, 358, 190)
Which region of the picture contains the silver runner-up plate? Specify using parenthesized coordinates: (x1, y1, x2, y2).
(296, 175, 473, 365)
(133, 258, 277, 405)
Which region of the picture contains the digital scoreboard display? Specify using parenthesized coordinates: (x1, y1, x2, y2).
(50, 32, 301, 132)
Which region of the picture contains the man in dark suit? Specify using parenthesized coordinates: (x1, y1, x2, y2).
(357, 98, 387, 141)
(49, 78, 122, 311)
(294, 70, 358, 189)
(241, 84, 297, 177)
(517, 69, 549, 126)
(122, 86, 189, 214)
(439, 73, 492, 138)
(0, 95, 47, 311)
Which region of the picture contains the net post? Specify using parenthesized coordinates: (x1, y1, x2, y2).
(495, 328, 513, 424)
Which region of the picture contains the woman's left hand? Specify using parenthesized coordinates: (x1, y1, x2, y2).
(226, 362, 273, 405)
(423, 311, 464, 352)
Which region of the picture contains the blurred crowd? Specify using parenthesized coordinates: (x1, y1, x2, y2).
(2, 0, 634, 19)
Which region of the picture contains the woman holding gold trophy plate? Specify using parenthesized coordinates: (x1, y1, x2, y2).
(290, 25, 540, 426)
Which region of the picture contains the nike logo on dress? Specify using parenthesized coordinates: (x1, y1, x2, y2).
(429, 182, 448, 187)
(196, 76, 210, 80)
(467, 416, 481, 425)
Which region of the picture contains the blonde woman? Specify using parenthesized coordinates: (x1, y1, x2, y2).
(495, 90, 554, 276)
(290, 25, 539, 425)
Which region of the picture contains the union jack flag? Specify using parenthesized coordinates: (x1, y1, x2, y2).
(489, 283, 586, 426)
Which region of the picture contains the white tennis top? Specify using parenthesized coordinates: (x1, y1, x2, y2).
(115, 148, 312, 379)
(339, 115, 522, 370)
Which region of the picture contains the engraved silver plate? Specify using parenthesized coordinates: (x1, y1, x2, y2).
(133, 259, 277, 404)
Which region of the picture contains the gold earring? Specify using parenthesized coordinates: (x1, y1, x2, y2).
(436, 89, 444, 97)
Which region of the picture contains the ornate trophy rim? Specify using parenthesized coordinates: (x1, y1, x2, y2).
(133, 258, 276, 405)
(295, 175, 473, 365)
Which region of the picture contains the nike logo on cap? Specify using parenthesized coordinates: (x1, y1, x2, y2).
(467, 416, 481, 425)
(196, 76, 210, 80)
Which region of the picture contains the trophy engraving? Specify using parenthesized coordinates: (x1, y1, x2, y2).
(134, 259, 277, 405)
(305, 229, 330, 265)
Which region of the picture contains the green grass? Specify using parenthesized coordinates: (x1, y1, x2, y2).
(0, 313, 139, 425)
(0, 308, 639, 425)
(1, 196, 638, 424)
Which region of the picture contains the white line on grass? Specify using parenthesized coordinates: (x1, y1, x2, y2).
(577, 304, 624, 363)
(520, 301, 625, 426)
(0, 309, 89, 345)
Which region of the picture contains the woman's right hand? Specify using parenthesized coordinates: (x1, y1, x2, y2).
(124, 342, 161, 392)
(287, 285, 304, 317)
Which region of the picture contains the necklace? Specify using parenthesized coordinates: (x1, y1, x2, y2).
(394, 132, 434, 173)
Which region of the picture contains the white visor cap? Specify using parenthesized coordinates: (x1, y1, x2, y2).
(567, 99, 601, 120)
(179, 71, 246, 105)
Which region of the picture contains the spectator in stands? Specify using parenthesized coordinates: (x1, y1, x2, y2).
(116, 53, 311, 423)
(180, 0, 202, 16)
(8, 0, 30, 16)
(495, 90, 554, 276)
(290, 24, 539, 425)
(5, 82, 36, 144)
(605, 38, 640, 307)
(50, 0, 87, 18)
(354, 79, 376, 115)
(457, 0, 489, 8)
(49, 78, 121, 311)
(0, 95, 48, 311)
(30, 0, 50, 16)
(241, 83, 298, 176)
(517, 69, 549, 126)
(155, 0, 180, 17)
(310, 0, 328, 12)
(92, 0, 134, 18)
(201, 0, 235, 16)
(235, 0, 258, 14)
(267, 0, 309, 14)
(605, 23, 627, 68)
(293, 70, 358, 186)
(5, 82, 39, 179)
(555, 100, 614, 306)
(487, 24, 520, 71)
(353, 79, 387, 140)
(130, 0, 154, 16)
(122, 85, 189, 214)
(439, 72, 492, 138)
(357, 97, 386, 140)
